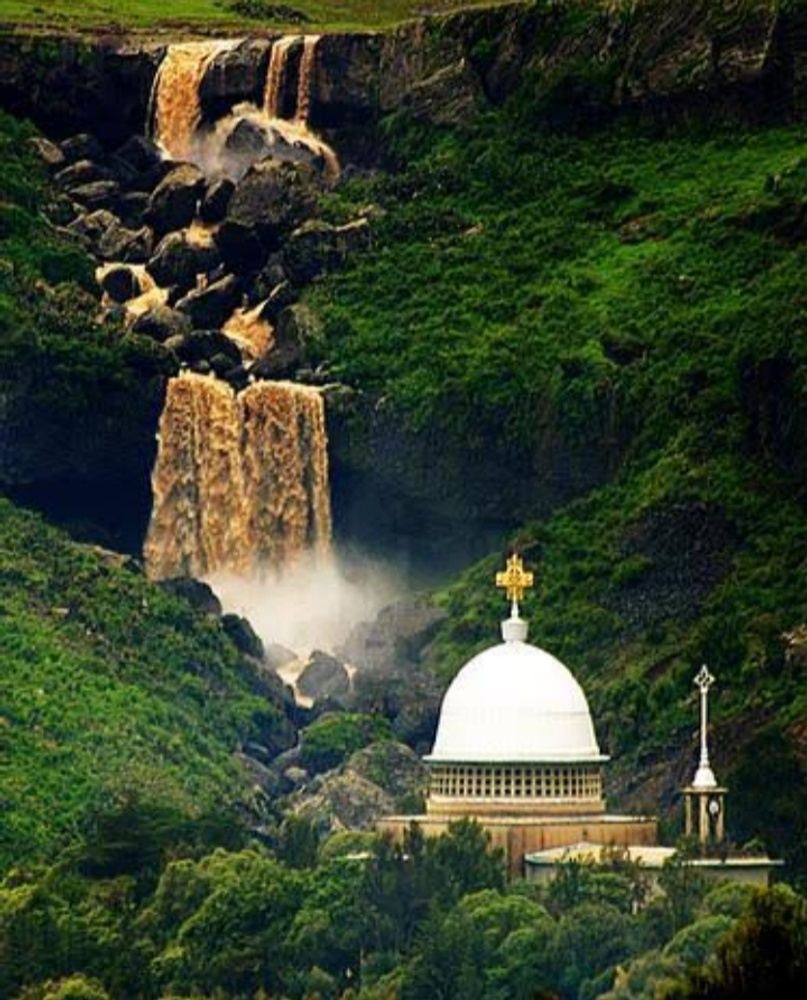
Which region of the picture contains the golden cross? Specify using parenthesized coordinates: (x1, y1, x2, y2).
(495, 553, 534, 606)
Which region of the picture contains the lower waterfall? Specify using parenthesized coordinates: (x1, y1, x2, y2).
(144, 372, 331, 581)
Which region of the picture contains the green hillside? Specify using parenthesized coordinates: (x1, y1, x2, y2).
(0, 497, 290, 870)
(0, 0, 508, 33)
(310, 104, 807, 869)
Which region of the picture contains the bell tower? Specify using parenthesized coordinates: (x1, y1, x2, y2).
(682, 666, 727, 845)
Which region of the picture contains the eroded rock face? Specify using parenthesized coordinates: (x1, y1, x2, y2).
(0, 40, 161, 145)
(199, 39, 273, 118)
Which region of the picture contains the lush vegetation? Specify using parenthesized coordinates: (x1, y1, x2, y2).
(299, 712, 393, 774)
(0, 497, 292, 870)
(0, 0, 507, 33)
(2, 814, 805, 1000)
(311, 91, 806, 874)
(0, 109, 169, 450)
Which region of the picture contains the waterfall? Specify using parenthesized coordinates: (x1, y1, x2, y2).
(295, 35, 320, 123)
(151, 40, 236, 161)
(263, 34, 320, 123)
(144, 372, 332, 580)
(263, 36, 297, 118)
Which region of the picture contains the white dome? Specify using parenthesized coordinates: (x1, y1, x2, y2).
(427, 621, 606, 764)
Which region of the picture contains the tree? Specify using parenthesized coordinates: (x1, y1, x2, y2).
(141, 848, 307, 997)
(425, 820, 505, 904)
(664, 885, 807, 1000)
(556, 902, 634, 999)
(277, 815, 320, 870)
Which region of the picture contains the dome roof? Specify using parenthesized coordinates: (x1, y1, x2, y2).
(427, 618, 606, 764)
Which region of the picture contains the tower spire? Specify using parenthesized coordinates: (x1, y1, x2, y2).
(692, 665, 717, 789)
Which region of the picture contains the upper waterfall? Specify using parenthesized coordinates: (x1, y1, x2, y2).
(150, 35, 338, 181)
(151, 40, 238, 161)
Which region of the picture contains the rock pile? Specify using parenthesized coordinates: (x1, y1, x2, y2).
(35, 126, 372, 391)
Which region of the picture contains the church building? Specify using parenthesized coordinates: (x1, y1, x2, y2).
(378, 554, 781, 884)
(378, 554, 657, 876)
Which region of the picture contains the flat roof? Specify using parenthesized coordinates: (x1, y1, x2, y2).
(524, 842, 783, 869)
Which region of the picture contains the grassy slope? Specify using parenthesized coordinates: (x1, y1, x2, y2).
(310, 105, 807, 872)
(0, 0, 511, 32)
(0, 497, 283, 871)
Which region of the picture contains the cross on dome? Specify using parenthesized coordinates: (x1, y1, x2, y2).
(496, 553, 534, 614)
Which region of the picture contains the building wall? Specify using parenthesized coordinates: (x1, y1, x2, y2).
(377, 813, 659, 878)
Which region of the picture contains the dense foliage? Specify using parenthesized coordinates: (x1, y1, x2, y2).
(0, 498, 291, 870)
(2, 815, 804, 1000)
(0, 110, 169, 435)
(299, 712, 393, 774)
(311, 95, 807, 875)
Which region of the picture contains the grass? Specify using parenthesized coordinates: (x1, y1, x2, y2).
(0, 497, 289, 871)
(0, 0, 514, 33)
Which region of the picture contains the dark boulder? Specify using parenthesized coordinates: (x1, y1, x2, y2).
(297, 650, 351, 703)
(145, 162, 205, 234)
(250, 302, 318, 379)
(97, 220, 153, 263)
(117, 190, 150, 228)
(283, 217, 371, 285)
(60, 133, 105, 165)
(159, 576, 222, 616)
(146, 231, 220, 291)
(128, 158, 175, 194)
(249, 255, 288, 303)
(28, 136, 65, 171)
(225, 158, 321, 251)
(54, 158, 112, 189)
(99, 264, 140, 303)
(200, 177, 235, 223)
(265, 642, 299, 671)
(66, 208, 118, 243)
(131, 304, 191, 342)
(221, 362, 250, 391)
(215, 219, 267, 272)
(69, 180, 120, 211)
(224, 117, 273, 160)
(256, 278, 297, 322)
(114, 134, 163, 174)
(339, 597, 448, 674)
(175, 273, 241, 329)
(171, 329, 242, 366)
(222, 612, 265, 660)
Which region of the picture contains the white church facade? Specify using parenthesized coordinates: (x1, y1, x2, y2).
(378, 554, 780, 884)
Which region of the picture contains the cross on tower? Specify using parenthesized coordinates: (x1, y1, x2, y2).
(495, 554, 534, 617)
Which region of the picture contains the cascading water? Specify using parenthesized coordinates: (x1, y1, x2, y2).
(263, 36, 297, 118)
(145, 372, 332, 581)
(142, 33, 345, 628)
(295, 35, 320, 123)
(151, 40, 237, 161)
